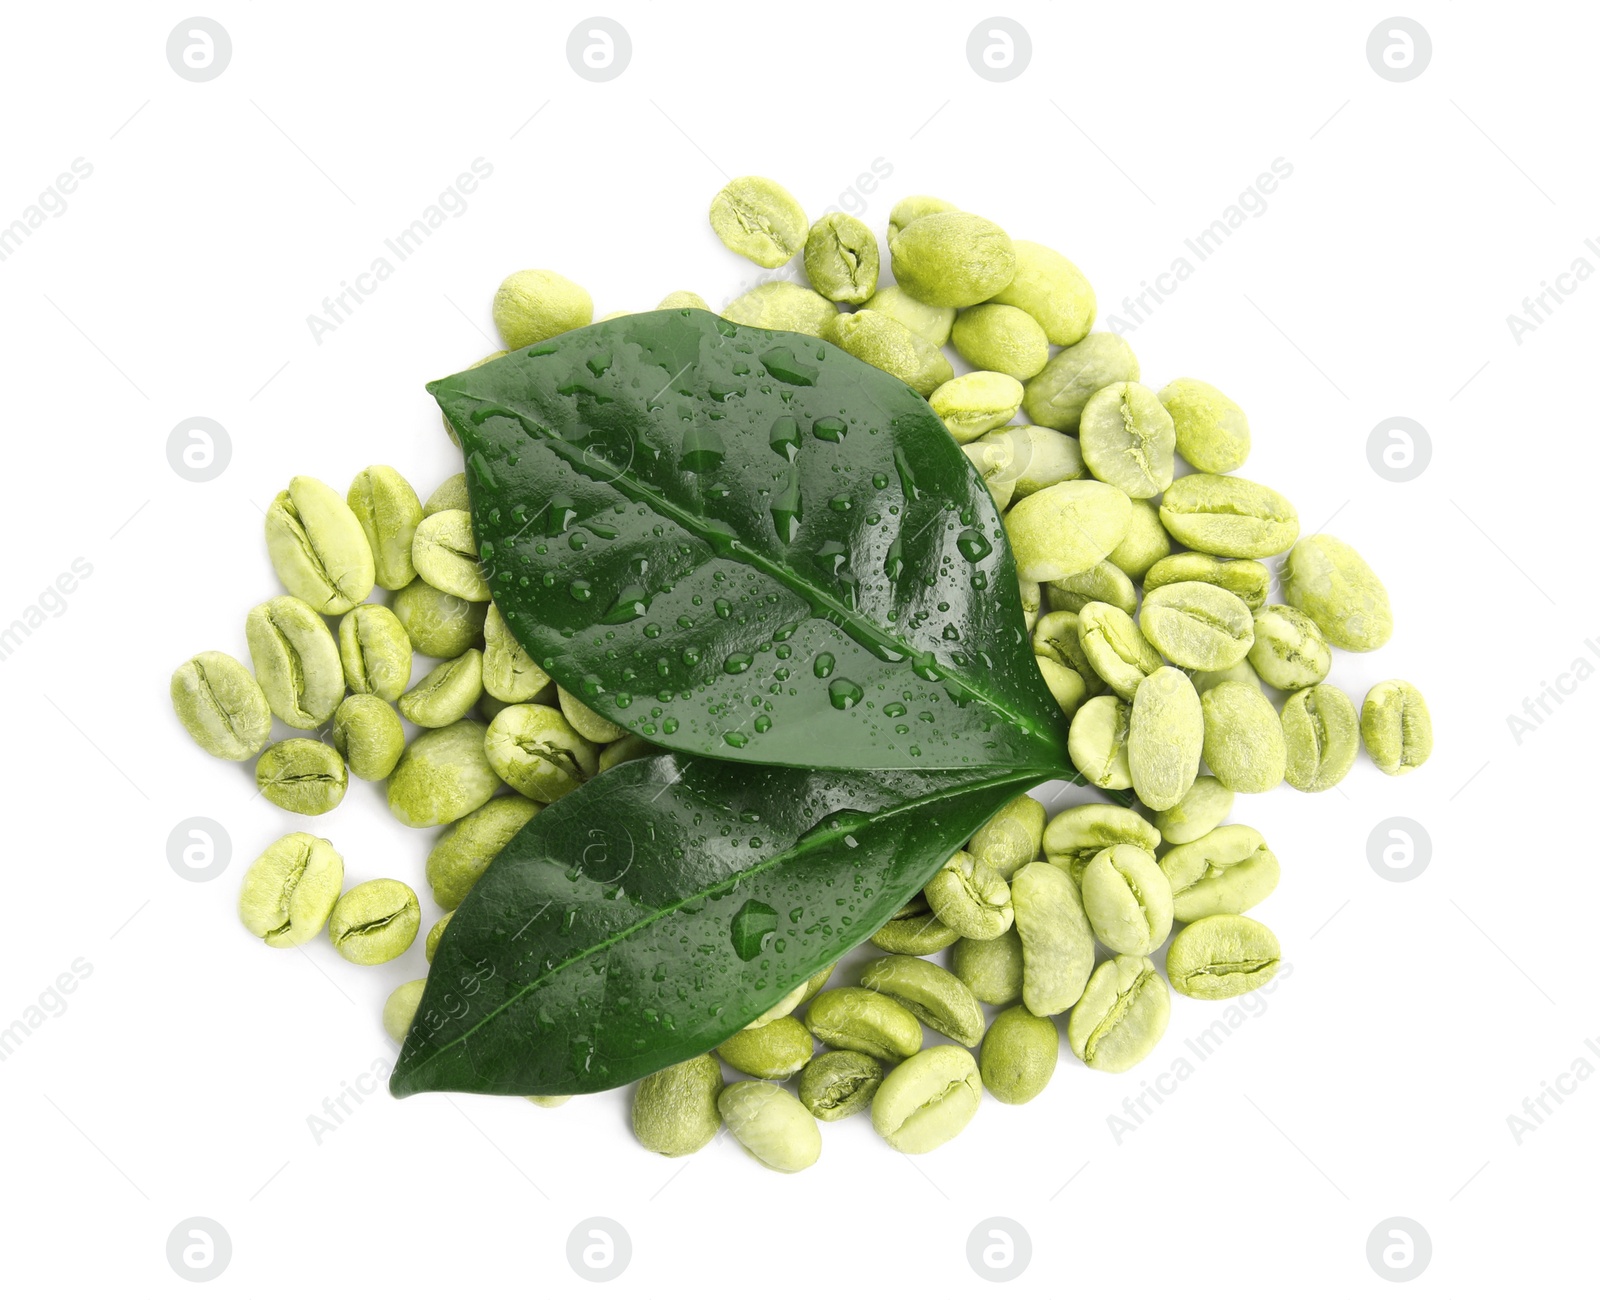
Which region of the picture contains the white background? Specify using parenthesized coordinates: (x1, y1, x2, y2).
(1, 2, 1594, 1293)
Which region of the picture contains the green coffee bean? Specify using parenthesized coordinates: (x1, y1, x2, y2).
(1247, 604, 1331, 690)
(238, 832, 344, 947)
(803, 212, 879, 303)
(709, 176, 807, 268)
(481, 603, 549, 703)
(950, 930, 1024, 1005)
(859, 955, 985, 1048)
(657, 290, 710, 311)
(967, 794, 1046, 879)
(633, 1054, 723, 1157)
(1200, 681, 1287, 793)
(1361, 680, 1433, 775)
(870, 912, 958, 955)
(1159, 825, 1280, 923)
(1159, 474, 1299, 559)
(1022, 333, 1140, 432)
(871, 1045, 982, 1153)
(246, 595, 345, 729)
(887, 193, 957, 240)
(1082, 844, 1174, 955)
(978, 1006, 1058, 1104)
(804, 988, 923, 1061)
(983, 425, 1085, 498)
(1139, 581, 1255, 671)
(1078, 600, 1162, 701)
(1019, 579, 1043, 634)
(386, 718, 499, 828)
(492, 269, 592, 348)
(1281, 683, 1360, 792)
(860, 285, 955, 347)
(988, 240, 1095, 346)
(382, 979, 427, 1043)
(1107, 500, 1171, 581)
(1031, 610, 1104, 695)
(170, 651, 272, 761)
(328, 878, 420, 965)
(964, 436, 1019, 510)
(399, 650, 483, 728)
(527, 1095, 571, 1108)
(331, 694, 405, 781)
(264, 476, 376, 615)
(1143, 553, 1271, 612)
(924, 851, 1013, 940)
(412, 509, 490, 602)
(337, 604, 412, 702)
(1068, 694, 1133, 790)
(928, 371, 1024, 443)
(1152, 775, 1234, 845)
(256, 739, 347, 816)
(1046, 560, 1138, 617)
(799, 963, 836, 1002)
(423, 473, 470, 517)
(951, 304, 1049, 380)
(1042, 804, 1161, 884)
(1037, 655, 1086, 721)
(1157, 378, 1250, 473)
(348, 465, 423, 591)
(1128, 667, 1203, 812)
(1281, 534, 1393, 652)
(824, 309, 953, 397)
(1190, 657, 1265, 698)
(721, 281, 837, 336)
(888, 210, 1016, 307)
(556, 685, 628, 744)
(485, 703, 599, 801)
(747, 979, 811, 1031)
(391, 579, 486, 658)
(1004, 480, 1132, 583)
(799, 1050, 883, 1122)
(1166, 914, 1281, 999)
(1010, 862, 1095, 1015)
(1067, 955, 1170, 1072)
(717, 1015, 814, 1080)
(424, 794, 542, 909)
(718, 1080, 821, 1172)
(424, 910, 452, 962)
(1079, 381, 1177, 498)
(597, 734, 661, 772)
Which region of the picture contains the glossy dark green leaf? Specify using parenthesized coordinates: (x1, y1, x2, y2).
(390, 752, 1049, 1099)
(430, 308, 1067, 773)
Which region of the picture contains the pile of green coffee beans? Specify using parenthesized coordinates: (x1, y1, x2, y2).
(170, 174, 1434, 1173)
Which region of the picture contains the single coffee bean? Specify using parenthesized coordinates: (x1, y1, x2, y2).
(800, 963, 836, 1001)
(412, 509, 490, 601)
(721, 281, 837, 336)
(348, 465, 422, 591)
(1281, 683, 1360, 792)
(803, 212, 879, 303)
(1079, 381, 1177, 498)
(871, 1045, 982, 1153)
(717, 1015, 814, 1080)
(1153, 775, 1235, 845)
(256, 738, 347, 816)
(246, 595, 345, 729)
(805, 988, 923, 1061)
(338, 603, 413, 702)
(485, 703, 600, 802)
(718, 1081, 821, 1172)
(965, 436, 1019, 510)
(967, 793, 1046, 880)
(399, 649, 484, 728)
(1281, 534, 1393, 651)
(923, 851, 1013, 940)
(860, 284, 955, 347)
(1143, 552, 1271, 612)
(1159, 473, 1299, 559)
(1022, 332, 1140, 432)
(1037, 655, 1088, 721)
(1067, 955, 1170, 1072)
(170, 651, 271, 760)
(950, 930, 1024, 1006)
(556, 685, 628, 744)
(237, 832, 344, 947)
(1082, 844, 1174, 955)
(423, 473, 470, 517)
(1046, 560, 1138, 617)
(424, 910, 452, 962)
(709, 176, 808, 268)
(1107, 500, 1172, 581)
(1159, 825, 1281, 923)
(1157, 378, 1250, 473)
(633, 1054, 724, 1157)
(1361, 680, 1433, 774)
(327, 878, 420, 965)
(425, 793, 542, 909)
(331, 694, 406, 781)
(984, 425, 1085, 498)
(657, 289, 710, 311)
(799, 1050, 883, 1122)
(1190, 657, 1266, 698)
(1020, 579, 1043, 634)
(1042, 804, 1161, 884)
(526, 1095, 571, 1108)
(929, 371, 1025, 443)
(491, 269, 592, 348)
(1139, 580, 1255, 671)
(391, 578, 486, 658)
(597, 733, 660, 772)
(1010, 862, 1095, 1016)
(1247, 604, 1332, 690)
(1200, 681, 1288, 793)
(887, 193, 957, 240)
(950, 304, 1049, 380)
(482, 603, 549, 703)
(1166, 914, 1281, 999)
(1068, 695, 1134, 790)
(987, 239, 1095, 346)
(264, 475, 375, 614)
(1031, 610, 1105, 695)
(382, 979, 427, 1043)
(824, 309, 953, 397)
(888, 210, 1016, 307)
(746, 978, 812, 1031)
(386, 719, 499, 828)
(1128, 667, 1203, 812)
(979, 1005, 1059, 1104)
(859, 954, 986, 1048)
(1078, 600, 1162, 701)
(870, 912, 959, 955)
